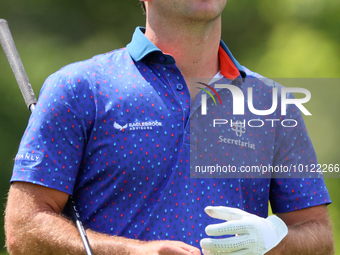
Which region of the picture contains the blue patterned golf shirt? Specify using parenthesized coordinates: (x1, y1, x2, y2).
(11, 27, 331, 247)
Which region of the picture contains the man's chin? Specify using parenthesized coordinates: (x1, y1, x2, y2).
(185, 2, 226, 21)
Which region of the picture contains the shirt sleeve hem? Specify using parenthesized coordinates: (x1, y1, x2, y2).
(271, 191, 332, 214)
(10, 170, 74, 195)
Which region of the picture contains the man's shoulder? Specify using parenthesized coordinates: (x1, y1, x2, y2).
(49, 47, 131, 79)
(242, 66, 265, 79)
(39, 47, 135, 98)
(241, 66, 285, 90)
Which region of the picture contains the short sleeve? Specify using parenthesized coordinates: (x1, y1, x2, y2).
(270, 91, 331, 213)
(11, 68, 88, 194)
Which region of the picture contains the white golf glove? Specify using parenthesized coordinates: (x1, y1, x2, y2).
(200, 206, 288, 255)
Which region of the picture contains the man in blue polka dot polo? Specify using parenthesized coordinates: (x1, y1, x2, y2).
(5, 0, 334, 254)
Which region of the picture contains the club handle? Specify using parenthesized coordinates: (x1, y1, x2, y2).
(0, 19, 37, 110)
(68, 196, 94, 255)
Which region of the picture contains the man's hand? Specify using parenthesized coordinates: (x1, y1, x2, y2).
(200, 206, 288, 255)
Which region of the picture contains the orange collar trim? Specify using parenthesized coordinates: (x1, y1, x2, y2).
(218, 46, 240, 80)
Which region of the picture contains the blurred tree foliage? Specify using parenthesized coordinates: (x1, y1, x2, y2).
(0, 0, 339, 253)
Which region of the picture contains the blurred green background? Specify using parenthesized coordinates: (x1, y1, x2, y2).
(0, 0, 339, 253)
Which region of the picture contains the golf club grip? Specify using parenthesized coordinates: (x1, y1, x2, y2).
(68, 196, 94, 255)
(0, 19, 37, 110)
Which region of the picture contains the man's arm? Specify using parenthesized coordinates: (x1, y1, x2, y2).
(267, 205, 334, 255)
(5, 182, 201, 255)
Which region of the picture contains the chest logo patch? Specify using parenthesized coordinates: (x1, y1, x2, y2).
(114, 122, 128, 131)
(114, 121, 163, 131)
(231, 120, 246, 137)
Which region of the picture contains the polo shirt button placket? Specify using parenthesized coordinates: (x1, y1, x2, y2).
(176, 83, 184, 91)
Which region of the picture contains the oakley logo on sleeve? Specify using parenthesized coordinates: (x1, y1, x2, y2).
(15, 151, 43, 168)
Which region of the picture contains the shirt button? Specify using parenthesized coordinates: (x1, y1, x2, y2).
(159, 55, 166, 62)
(176, 84, 184, 90)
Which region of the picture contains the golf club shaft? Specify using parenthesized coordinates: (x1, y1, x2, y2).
(0, 19, 36, 110)
(68, 196, 94, 255)
(0, 19, 93, 255)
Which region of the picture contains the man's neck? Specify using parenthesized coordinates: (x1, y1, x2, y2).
(144, 14, 221, 100)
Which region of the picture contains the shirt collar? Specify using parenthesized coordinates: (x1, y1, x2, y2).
(127, 27, 246, 80)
